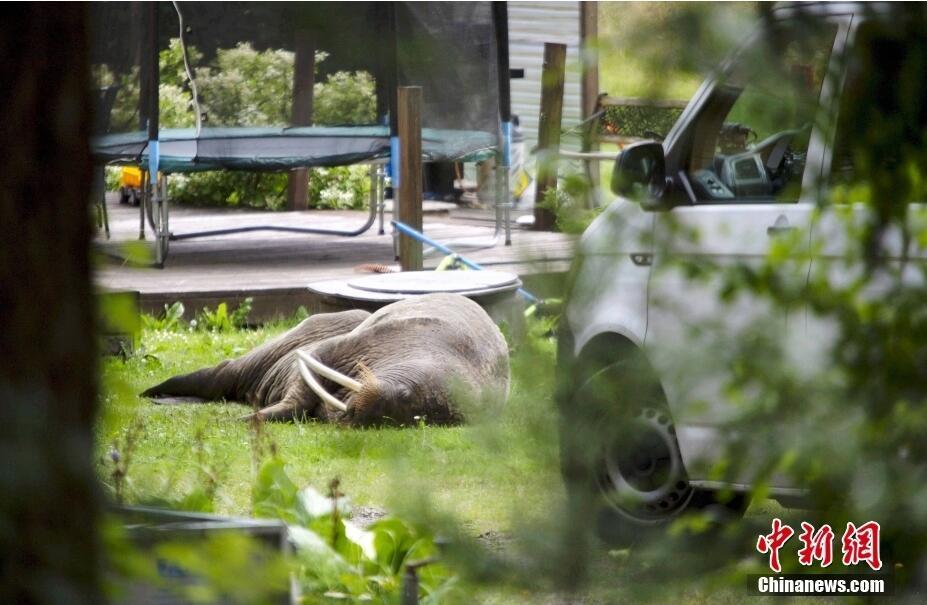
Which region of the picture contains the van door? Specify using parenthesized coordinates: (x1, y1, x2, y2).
(644, 18, 845, 482)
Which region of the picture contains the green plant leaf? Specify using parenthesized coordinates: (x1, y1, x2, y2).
(252, 457, 299, 523)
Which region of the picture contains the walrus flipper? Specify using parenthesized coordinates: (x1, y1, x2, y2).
(148, 395, 209, 405)
(141, 361, 238, 403)
(240, 400, 299, 422)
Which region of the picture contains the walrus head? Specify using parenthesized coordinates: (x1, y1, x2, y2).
(292, 350, 459, 426)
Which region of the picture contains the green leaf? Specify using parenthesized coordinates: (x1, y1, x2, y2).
(251, 457, 299, 523)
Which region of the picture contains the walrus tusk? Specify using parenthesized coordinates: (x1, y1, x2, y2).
(296, 358, 348, 412)
(295, 350, 362, 393)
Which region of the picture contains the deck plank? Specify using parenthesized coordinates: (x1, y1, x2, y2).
(94, 196, 575, 318)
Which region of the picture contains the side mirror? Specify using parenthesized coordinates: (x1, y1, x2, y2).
(611, 141, 666, 201)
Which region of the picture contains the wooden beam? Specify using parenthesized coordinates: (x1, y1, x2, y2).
(397, 86, 423, 271)
(580, 2, 600, 199)
(287, 30, 315, 211)
(533, 42, 567, 231)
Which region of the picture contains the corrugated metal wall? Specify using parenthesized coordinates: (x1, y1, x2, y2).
(508, 1, 583, 159)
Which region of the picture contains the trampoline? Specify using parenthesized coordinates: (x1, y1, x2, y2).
(91, 125, 499, 259)
(88, 2, 515, 266)
(92, 126, 497, 173)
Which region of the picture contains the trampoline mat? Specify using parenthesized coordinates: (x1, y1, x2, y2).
(91, 126, 497, 173)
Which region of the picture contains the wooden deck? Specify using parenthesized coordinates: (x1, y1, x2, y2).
(94, 195, 575, 319)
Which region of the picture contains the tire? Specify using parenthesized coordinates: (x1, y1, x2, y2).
(560, 353, 748, 548)
(118, 187, 130, 205)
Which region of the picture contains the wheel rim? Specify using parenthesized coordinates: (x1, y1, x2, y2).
(599, 406, 693, 522)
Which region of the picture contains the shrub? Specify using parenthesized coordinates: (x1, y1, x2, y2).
(600, 104, 684, 140)
(308, 165, 372, 210)
(195, 42, 295, 127)
(539, 174, 603, 235)
(313, 70, 377, 126)
(166, 171, 290, 210)
(158, 82, 197, 129)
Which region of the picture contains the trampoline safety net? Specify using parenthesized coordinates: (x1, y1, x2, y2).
(88, 2, 504, 172)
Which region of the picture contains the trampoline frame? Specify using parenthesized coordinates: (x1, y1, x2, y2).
(135, 161, 389, 267)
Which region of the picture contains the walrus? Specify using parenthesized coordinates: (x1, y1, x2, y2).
(142, 293, 510, 425)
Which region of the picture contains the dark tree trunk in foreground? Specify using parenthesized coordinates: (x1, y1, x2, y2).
(0, 4, 100, 603)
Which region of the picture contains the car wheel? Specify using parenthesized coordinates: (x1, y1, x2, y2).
(563, 356, 748, 548)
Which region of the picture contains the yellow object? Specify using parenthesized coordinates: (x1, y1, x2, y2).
(121, 166, 162, 188)
(435, 254, 469, 271)
(121, 166, 142, 188)
(512, 167, 532, 199)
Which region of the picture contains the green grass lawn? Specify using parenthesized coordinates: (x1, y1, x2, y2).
(98, 318, 565, 536)
(99, 314, 820, 603)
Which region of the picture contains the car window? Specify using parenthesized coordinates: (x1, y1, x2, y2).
(685, 20, 838, 204)
(831, 19, 927, 190)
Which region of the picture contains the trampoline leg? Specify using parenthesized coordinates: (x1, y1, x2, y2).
(378, 165, 387, 236)
(504, 199, 511, 246)
(138, 175, 147, 240)
(154, 176, 170, 267)
(493, 162, 502, 235)
(100, 194, 111, 239)
(93, 167, 110, 239)
(494, 160, 512, 246)
(373, 164, 385, 236)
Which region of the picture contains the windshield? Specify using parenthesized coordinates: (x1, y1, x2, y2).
(683, 18, 839, 202)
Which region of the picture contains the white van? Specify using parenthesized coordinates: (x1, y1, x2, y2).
(557, 2, 925, 543)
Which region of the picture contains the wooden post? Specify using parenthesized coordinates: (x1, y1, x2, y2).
(287, 31, 315, 210)
(533, 42, 566, 230)
(580, 2, 601, 201)
(1, 4, 102, 602)
(397, 86, 423, 271)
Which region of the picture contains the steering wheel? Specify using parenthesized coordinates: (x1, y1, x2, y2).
(754, 124, 811, 176)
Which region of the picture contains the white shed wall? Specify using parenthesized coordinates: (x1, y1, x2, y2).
(507, 1, 583, 158)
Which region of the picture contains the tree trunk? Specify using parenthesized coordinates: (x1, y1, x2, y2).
(287, 30, 316, 210)
(0, 4, 101, 603)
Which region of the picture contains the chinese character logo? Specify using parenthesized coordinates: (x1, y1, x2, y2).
(757, 519, 882, 572)
(797, 522, 835, 567)
(842, 521, 882, 571)
(757, 518, 795, 573)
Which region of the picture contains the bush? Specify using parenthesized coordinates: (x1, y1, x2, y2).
(539, 175, 603, 235)
(158, 82, 197, 129)
(167, 171, 291, 210)
(314, 70, 377, 126)
(308, 165, 372, 210)
(195, 42, 295, 127)
(600, 105, 684, 140)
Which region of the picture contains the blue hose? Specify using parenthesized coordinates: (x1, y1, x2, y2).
(391, 220, 540, 304)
